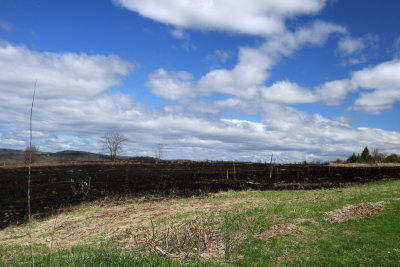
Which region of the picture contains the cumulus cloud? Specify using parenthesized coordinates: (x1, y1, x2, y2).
(1, 41, 399, 161)
(0, 138, 24, 146)
(337, 34, 380, 65)
(338, 37, 365, 55)
(315, 59, 400, 114)
(0, 40, 135, 102)
(203, 20, 345, 98)
(2, 3, 399, 161)
(316, 79, 357, 105)
(338, 34, 379, 55)
(147, 20, 346, 106)
(350, 59, 400, 114)
(113, 0, 328, 36)
(117, 0, 347, 111)
(146, 68, 195, 101)
(0, 40, 135, 135)
(262, 81, 316, 104)
(260, 104, 400, 160)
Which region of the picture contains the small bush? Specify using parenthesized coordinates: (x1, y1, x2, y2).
(383, 154, 400, 163)
(24, 145, 40, 164)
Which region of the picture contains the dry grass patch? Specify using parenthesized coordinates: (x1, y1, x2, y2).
(324, 201, 390, 223)
(125, 215, 226, 261)
(0, 194, 249, 261)
(256, 224, 304, 241)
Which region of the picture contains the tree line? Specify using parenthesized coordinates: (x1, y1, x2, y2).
(346, 147, 400, 163)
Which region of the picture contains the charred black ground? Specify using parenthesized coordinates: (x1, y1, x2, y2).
(1, 161, 400, 229)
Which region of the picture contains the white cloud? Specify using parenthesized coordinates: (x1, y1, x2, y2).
(0, 40, 399, 162)
(315, 79, 357, 105)
(201, 20, 344, 98)
(262, 81, 316, 104)
(0, 40, 135, 134)
(0, 138, 24, 146)
(1, 6, 399, 162)
(146, 68, 195, 101)
(338, 34, 379, 56)
(337, 34, 380, 65)
(170, 28, 189, 40)
(113, 0, 328, 36)
(0, 40, 135, 102)
(147, 20, 345, 105)
(338, 37, 365, 55)
(350, 59, 400, 114)
(117, 0, 346, 112)
(315, 59, 400, 114)
(333, 116, 360, 124)
(260, 104, 400, 159)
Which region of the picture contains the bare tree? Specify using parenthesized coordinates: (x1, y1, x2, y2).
(101, 132, 127, 161)
(24, 145, 40, 164)
(154, 143, 164, 161)
(372, 148, 385, 163)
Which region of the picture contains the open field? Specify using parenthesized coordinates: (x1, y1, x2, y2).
(1, 179, 400, 266)
(1, 162, 400, 229)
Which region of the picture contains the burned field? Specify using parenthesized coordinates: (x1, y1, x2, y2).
(1, 161, 400, 229)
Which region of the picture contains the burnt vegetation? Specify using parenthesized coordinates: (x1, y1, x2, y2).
(1, 160, 400, 229)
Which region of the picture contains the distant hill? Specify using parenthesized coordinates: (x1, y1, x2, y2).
(0, 148, 155, 165)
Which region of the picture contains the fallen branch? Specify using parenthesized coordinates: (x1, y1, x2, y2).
(146, 240, 178, 259)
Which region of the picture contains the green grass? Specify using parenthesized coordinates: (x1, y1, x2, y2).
(1, 180, 400, 266)
(0, 245, 222, 267)
(235, 200, 400, 266)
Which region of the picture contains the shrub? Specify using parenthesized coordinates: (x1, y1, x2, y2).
(24, 145, 40, 164)
(346, 153, 359, 163)
(383, 154, 400, 163)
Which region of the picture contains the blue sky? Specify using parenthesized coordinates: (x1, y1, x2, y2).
(0, 0, 399, 162)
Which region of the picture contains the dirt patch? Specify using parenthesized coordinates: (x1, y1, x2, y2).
(324, 201, 390, 223)
(256, 224, 304, 241)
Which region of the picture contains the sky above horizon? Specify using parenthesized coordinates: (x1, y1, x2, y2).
(0, 0, 399, 162)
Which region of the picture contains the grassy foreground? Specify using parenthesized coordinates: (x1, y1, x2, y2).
(1, 180, 400, 266)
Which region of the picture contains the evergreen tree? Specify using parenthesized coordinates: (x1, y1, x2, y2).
(347, 153, 358, 163)
(361, 147, 371, 162)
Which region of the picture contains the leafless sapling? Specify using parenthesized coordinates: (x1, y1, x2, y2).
(101, 132, 127, 161)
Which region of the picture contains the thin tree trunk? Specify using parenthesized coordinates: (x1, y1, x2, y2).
(28, 80, 36, 267)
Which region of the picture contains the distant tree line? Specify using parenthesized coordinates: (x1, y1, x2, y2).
(346, 147, 400, 163)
